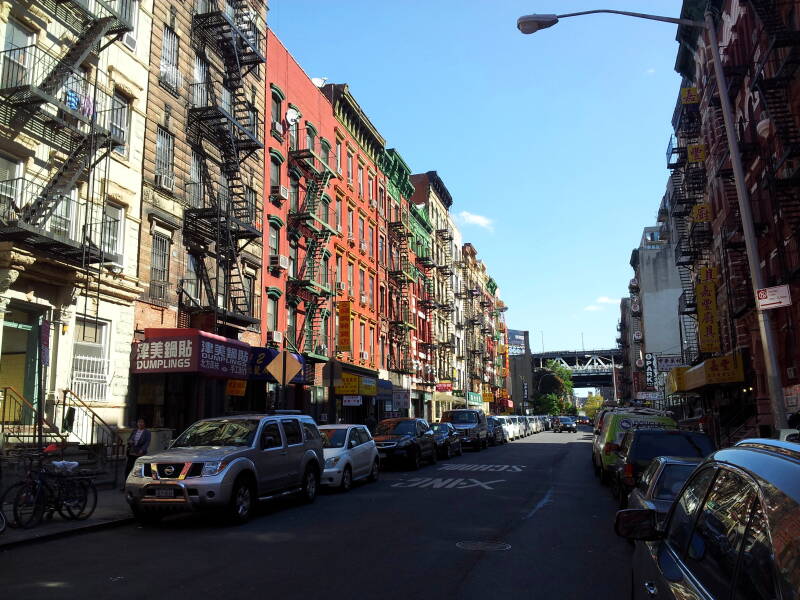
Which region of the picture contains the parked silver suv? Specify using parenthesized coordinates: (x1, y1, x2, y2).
(125, 413, 324, 524)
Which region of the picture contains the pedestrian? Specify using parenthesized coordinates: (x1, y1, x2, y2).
(124, 418, 151, 485)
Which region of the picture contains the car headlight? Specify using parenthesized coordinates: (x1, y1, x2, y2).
(200, 461, 228, 476)
(324, 456, 341, 468)
(131, 460, 146, 478)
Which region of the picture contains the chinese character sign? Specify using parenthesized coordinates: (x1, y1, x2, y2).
(680, 87, 699, 104)
(337, 301, 351, 352)
(690, 203, 712, 223)
(695, 280, 721, 353)
(131, 330, 250, 377)
(687, 143, 708, 163)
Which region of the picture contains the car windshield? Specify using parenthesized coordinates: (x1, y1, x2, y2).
(560, 417, 573, 423)
(173, 419, 260, 448)
(376, 421, 416, 436)
(320, 429, 348, 448)
(432, 424, 449, 433)
(653, 464, 698, 500)
(634, 433, 714, 461)
(443, 412, 478, 424)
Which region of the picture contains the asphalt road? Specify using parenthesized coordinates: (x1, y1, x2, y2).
(1, 427, 631, 599)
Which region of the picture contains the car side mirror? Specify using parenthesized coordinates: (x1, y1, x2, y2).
(614, 509, 663, 541)
(349, 438, 358, 448)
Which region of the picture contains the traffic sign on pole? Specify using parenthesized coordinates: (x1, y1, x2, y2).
(756, 285, 792, 311)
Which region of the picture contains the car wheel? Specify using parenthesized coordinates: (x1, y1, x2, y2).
(430, 446, 438, 464)
(301, 466, 319, 503)
(410, 449, 422, 470)
(340, 466, 353, 492)
(446, 443, 453, 459)
(228, 477, 255, 523)
(368, 459, 380, 482)
(456, 442, 463, 456)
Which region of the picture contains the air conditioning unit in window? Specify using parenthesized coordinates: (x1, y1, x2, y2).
(270, 185, 289, 204)
(360, 351, 369, 360)
(271, 120, 284, 135)
(269, 254, 289, 271)
(336, 282, 346, 293)
(155, 173, 174, 191)
(336, 223, 342, 233)
(369, 199, 376, 209)
(267, 330, 283, 345)
(315, 344, 327, 356)
(123, 32, 137, 51)
(359, 241, 367, 253)
(360, 293, 367, 305)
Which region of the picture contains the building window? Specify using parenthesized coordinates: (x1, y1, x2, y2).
(289, 175, 300, 212)
(306, 125, 316, 151)
(266, 296, 278, 331)
(368, 176, 374, 202)
(378, 235, 385, 264)
(335, 255, 342, 283)
(359, 269, 365, 297)
(335, 140, 342, 173)
(378, 186, 385, 215)
(346, 152, 353, 184)
(72, 317, 110, 403)
(322, 255, 329, 286)
(369, 275, 374, 307)
(347, 208, 354, 238)
(380, 335, 386, 367)
(244, 273, 256, 316)
(358, 217, 364, 242)
(188, 150, 203, 207)
(155, 127, 174, 188)
(347, 262, 354, 296)
(357, 165, 363, 197)
(321, 141, 330, 166)
(359, 322, 365, 353)
(335, 198, 342, 229)
(287, 303, 296, 346)
(367, 225, 374, 258)
(159, 26, 180, 93)
(269, 157, 281, 190)
(320, 195, 330, 224)
(101, 204, 124, 257)
(149, 232, 171, 301)
(245, 186, 257, 225)
(269, 223, 279, 256)
(111, 92, 130, 155)
(184, 254, 199, 301)
(289, 241, 297, 277)
(270, 92, 282, 127)
(369, 327, 374, 360)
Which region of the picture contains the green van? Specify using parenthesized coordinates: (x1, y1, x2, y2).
(591, 409, 676, 483)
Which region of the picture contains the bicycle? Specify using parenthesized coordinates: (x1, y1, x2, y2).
(12, 451, 97, 529)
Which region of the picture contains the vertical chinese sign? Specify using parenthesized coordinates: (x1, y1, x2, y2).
(695, 267, 721, 353)
(337, 301, 351, 353)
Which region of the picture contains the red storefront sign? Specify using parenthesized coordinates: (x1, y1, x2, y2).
(435, 381, 453, 392)
(131, 328, 250, 378)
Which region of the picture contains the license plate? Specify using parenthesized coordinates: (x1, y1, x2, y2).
(155, 488, 173, 498)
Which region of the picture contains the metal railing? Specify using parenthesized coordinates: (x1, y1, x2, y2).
(53, 390, 126, 486)
(0, 386, 65, 447)
(188, 81, 263, 142)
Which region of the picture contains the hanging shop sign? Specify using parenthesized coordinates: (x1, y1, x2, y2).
(335, 372, 360, 395)
(697, 266, 719, 283)
(690, 203, 712, 223)
(393, 388, 410, 410)
(696, 280, 721, 353)
(342, 395, 362, 407)
(359, 376, 377, 396)
(680, 87, 699, 104)
(378, 379, 393, 411)
(687, 143, 708, 163)
(225, 379, 247, 396)
(131, 328, 250, 377)
(645, 353, 657, 389)
(666, 367, 688, 395)
(249, 347, 305, 384)
(466, 392, 483, 406)
(436, 381, 453, 393)
(523, 381, 528, 400)
(657, 355, 685, 372)
(337, 301, 352, 352)
(683, 352, 744, 391)
(482, 392, 494, 404)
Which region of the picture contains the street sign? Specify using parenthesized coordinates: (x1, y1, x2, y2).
(267, 350, 303, 385)
(636, 391, 662, 401)
(756, 285, 792, 310)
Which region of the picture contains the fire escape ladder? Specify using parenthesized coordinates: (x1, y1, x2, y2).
(388, 211, 412, 373)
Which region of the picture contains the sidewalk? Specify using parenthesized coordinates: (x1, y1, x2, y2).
(0, 487, 134, 550)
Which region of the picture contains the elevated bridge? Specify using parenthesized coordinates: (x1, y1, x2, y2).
(530, 349, 622, 388)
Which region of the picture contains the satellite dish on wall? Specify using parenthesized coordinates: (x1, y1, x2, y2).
(311, 77, 328, 88)
(286, 107, 300, 125)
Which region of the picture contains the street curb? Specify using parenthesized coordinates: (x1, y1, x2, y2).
(0, 516, 135, 551)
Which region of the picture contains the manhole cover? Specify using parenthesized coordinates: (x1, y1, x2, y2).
(456, 541, 511, 551)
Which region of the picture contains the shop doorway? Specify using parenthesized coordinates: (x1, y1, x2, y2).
(0, 304, 43, 420)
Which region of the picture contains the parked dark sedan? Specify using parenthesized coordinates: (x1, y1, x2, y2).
(553, 416, 577, 433)
(616, 439, 800, 600)
(431, 422, 463, 459)
(612, 429, 715, 508)
(373, 418, 437, 470)
(625, 456, 702, 525)
(486, 416, 507, 446)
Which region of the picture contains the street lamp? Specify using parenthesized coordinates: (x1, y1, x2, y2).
(518, 8, 788, 430)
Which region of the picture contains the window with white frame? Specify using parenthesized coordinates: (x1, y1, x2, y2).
(71, 317, 110, 402)
(101, 203, 124, 258)
(0, 154, 21, 212)
(155, 127, 175, 186)
(111, 91, 131, 154)
(159, 26, 180, 92)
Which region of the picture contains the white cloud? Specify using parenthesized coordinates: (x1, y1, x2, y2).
(457, 211, 494, 232)
(584, 305, 602, 312)
(596, 296, 619, 305)
(645, 67, 656, 75)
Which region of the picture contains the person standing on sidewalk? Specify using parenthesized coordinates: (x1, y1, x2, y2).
(125, 419, 151, 480)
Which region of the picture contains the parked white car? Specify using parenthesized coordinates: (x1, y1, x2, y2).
(495, 416, 515, 441)
(319, 425, 380, 491)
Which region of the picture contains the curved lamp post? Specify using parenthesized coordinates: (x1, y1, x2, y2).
(517, 8, 788, 430)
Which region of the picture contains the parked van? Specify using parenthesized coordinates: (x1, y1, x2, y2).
(591, 408, 676, 483)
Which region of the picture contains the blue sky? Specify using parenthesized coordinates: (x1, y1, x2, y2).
(269, 0, 683, 352)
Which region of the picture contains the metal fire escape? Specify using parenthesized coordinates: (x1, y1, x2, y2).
(435, 228, 455, 378)
(667, 90, 708, 364)
(416, 240, 438, 375)
(388, 207, 414, 373)
(0, 0, 132, 267)
(286, 131, 336, 359)
(749, 0, 800, 231)
(183, 0, 265, 333)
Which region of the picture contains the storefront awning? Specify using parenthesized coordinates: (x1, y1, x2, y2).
(668, 351, 744, 393)
(131, 328, 250, 377)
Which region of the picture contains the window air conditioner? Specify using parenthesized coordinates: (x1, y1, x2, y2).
(267, 330, 283, 344)
(270, 185, 289, 203)
(360, 293, 367, 305)
(156, 173, 175, 191)
(359, 241, 367, 253)
(360, 351, 369, 360)
(123, 32, 137, 51)
(272, 120, 284, 135)
(336, 282, 346, 293)
(269, 254, 289, 270)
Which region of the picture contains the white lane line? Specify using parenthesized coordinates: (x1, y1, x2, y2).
(523, 487, 554, 520)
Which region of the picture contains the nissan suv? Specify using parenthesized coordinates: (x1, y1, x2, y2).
(125, 413, 324, 524)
